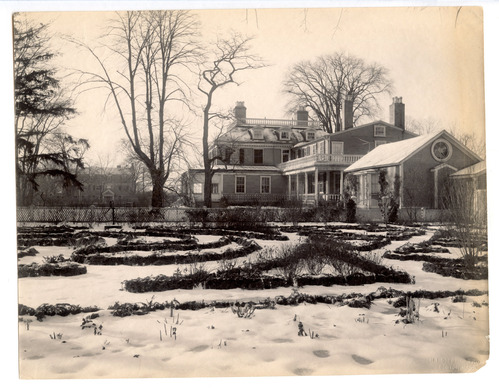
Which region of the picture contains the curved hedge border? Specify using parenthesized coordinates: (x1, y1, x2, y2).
(422, 258, 488, 280)
(122, 256, 412, 293)
(18, 262, 87, 278)
(19, 303, 100, 320)
(384, 248, 488, 280)
(138, 226, 289, 241)
(73, 237, 261, 266)
(72, 236, 230, 258)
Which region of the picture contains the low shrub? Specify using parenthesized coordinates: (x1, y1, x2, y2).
(18, 262, 87, 278)
(74, 237, 261, 266)
(17, 247, 38, 258)
(18, 303, 100, 321)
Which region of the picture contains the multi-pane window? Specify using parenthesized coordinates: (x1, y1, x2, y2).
(261, 176, 271, 194)
(374, 125, 386, 137)
(235, 176, 246, 193)
(254, 149, 263, 164)
(375, 140, 387, 148)
(312, 144, 317, 155)
(306, 131, 315, 140)
(211, 183, 219, 194)
(282, 149, 290, 162)
(280, 131, 289, 140)
(239, 149, 245, 164)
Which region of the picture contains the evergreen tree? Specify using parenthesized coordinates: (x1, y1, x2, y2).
(14, 15, 82, 206)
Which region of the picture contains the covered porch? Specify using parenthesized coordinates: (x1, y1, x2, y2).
(285, 168, 344, 205)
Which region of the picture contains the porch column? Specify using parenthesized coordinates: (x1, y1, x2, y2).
(296, 173, 300, 200)
(287, 175, 292, 200)
(340, 170, 344, 197)
(304, 172, 308, 198)
(314, 167, 319, 203)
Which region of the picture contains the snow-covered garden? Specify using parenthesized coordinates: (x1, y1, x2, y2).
(17, 222, 489, 378)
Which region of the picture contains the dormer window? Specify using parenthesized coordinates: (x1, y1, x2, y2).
(280, 130, 290, 140)
(252, 128, 264, 140)
(306, 131, 316, 141)
(374, 125, 386, 137)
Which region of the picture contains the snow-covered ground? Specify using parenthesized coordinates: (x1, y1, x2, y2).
(17, 227, 490, 379)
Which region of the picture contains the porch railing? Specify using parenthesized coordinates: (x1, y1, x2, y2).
(278, 153, 364, 172)
(237, 118, 322, 128)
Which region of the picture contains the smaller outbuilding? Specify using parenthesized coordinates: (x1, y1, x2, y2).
(344, 130, 483, 211)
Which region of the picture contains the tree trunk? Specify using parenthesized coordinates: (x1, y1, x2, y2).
(150, 170, 164, 208)
(202, 92, 213, 208)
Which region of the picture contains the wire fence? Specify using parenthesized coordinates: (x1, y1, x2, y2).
(17, 207, 189, 223)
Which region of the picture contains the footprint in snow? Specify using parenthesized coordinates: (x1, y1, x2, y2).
(352, 354, 373, 365)
(313, 350, 330, 358)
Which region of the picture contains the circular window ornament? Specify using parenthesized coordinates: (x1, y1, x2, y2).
(431, 139, 453, 162)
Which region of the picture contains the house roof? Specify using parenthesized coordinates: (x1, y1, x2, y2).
(329, 120, 418, 139)
(344, 130, 481, 173)
(451, 160, 486, 178)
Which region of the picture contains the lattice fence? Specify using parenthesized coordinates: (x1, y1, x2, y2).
(17, 207, 188, 223)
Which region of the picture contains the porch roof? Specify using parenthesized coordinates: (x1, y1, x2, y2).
(450, 160, 486, 178)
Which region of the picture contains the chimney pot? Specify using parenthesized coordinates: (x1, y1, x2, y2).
(343, 97, 354, 131)
(234, 101, 247, 123)
(390, 96, 405, 129)
(296, 107, 309, 127)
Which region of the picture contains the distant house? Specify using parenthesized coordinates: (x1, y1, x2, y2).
(344, 130, 483, 210)
(66, 165, 138, 206)
(183, 98, 417, 206)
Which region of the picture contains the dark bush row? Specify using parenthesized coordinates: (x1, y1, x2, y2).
(18, 262, 87, 278)
(384, 248, 488, 280)
(123, 264, 411, 294)
(140, 226, 289, 241)
(389, 241, 450, 255)
(184, 203, 345, 228)
(18, 237, 74, 247)
(17, 247, 39, 258)
(17, 229, 193, 247)
(17, 225, 80, 234)
(422, 259, 488, 280)
(19, 303, 100, 320)
(74, 237, 261, 266)
(383, 252, 456, 262)
(392, 289, 488, 305)
(72, 236, 229, 257)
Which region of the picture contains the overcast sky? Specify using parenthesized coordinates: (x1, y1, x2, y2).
(10, 5, 488, 165)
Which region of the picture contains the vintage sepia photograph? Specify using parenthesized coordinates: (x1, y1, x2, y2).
(6, 0, 496, 385)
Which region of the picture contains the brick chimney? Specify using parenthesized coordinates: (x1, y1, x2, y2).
(296, 106, 309, 126)
(390, 97, 405, 129)
(234, 101, 246, 123)
(343, 94, 354, 131)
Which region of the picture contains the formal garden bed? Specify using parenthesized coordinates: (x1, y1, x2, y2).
(121, 236, 412, 293)
(18, 254, 87, 278)
(71, 236, 261, 266)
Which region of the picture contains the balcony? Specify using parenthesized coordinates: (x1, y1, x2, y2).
(237, 118, 322, 128)
(278, 153, 363, 173)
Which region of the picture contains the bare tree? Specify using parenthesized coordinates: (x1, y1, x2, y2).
(74, 11, 200, 207)
(283, 52, 392, 133)
(442, 178, 487, 266)
(197, 34, 266, 207)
